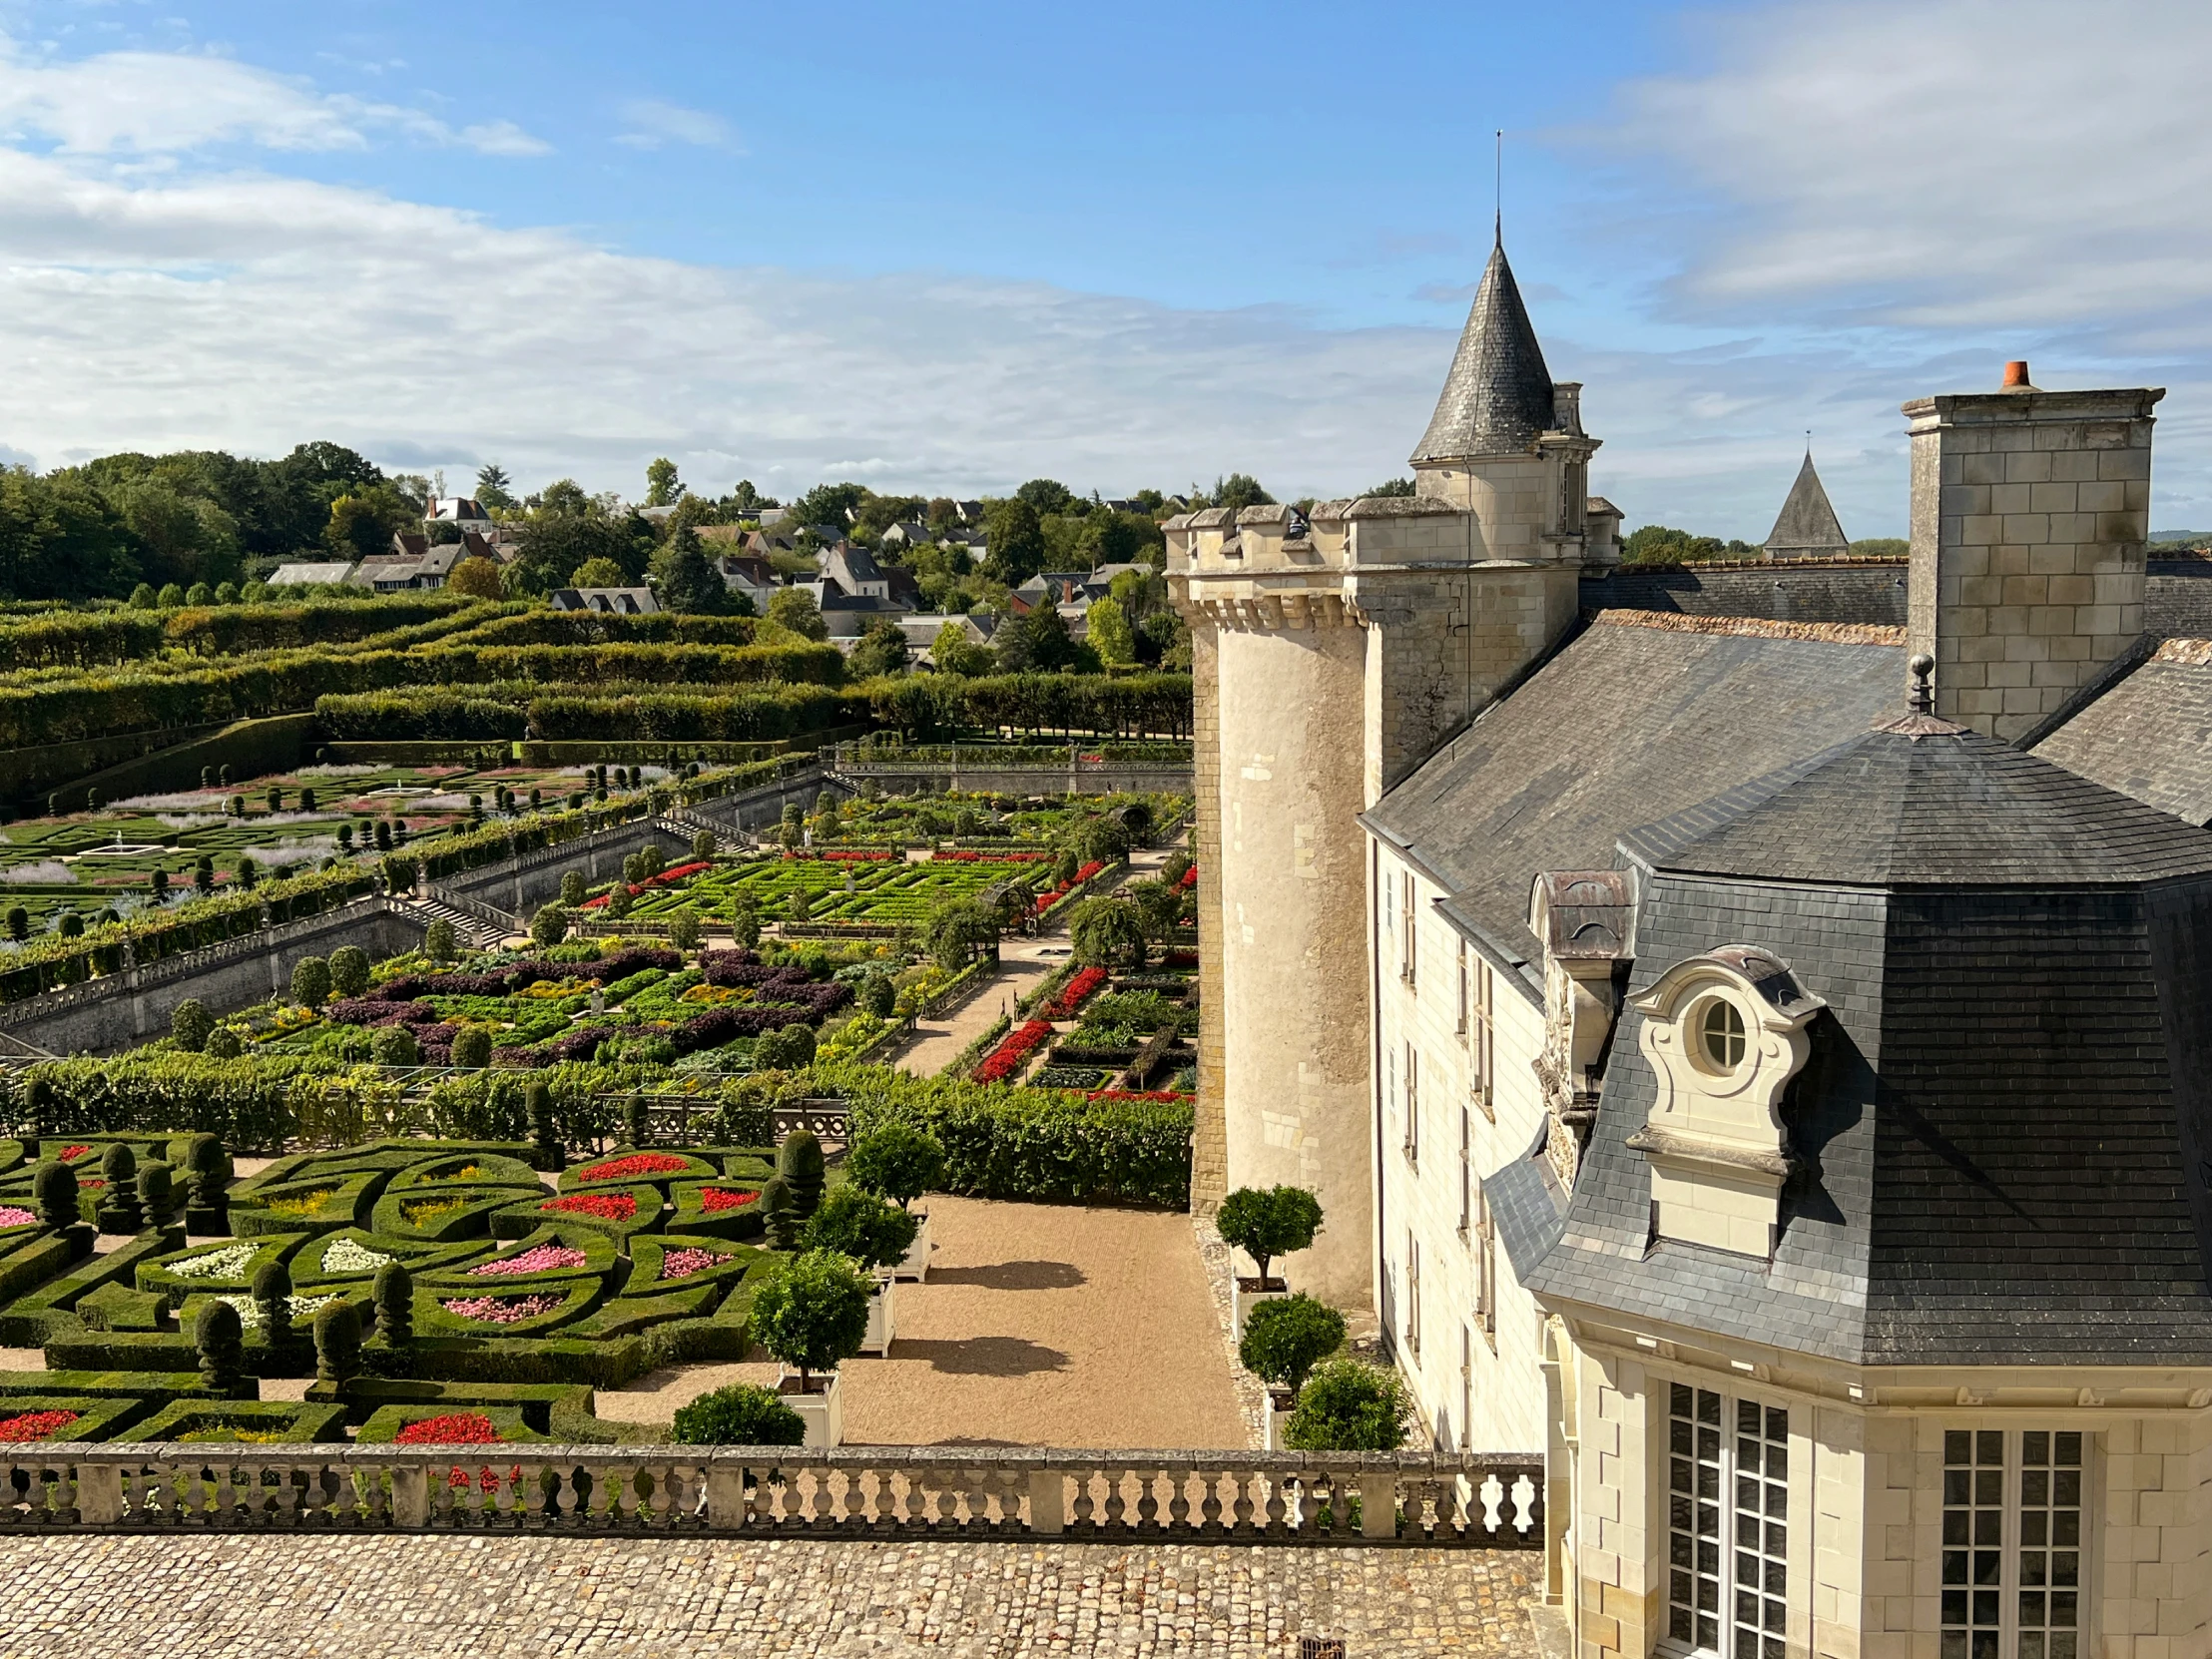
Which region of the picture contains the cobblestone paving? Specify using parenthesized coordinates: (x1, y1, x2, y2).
(0, 1533, 1538, 1657)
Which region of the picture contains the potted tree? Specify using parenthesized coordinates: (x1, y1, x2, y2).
(843, 1122, 946, 1282)
(800, 1187, 920, 1355)
(1238, 1294, 1347, 1449)
(1216, 1185, 1324, 1337)
(748, 1249, 872, 1445)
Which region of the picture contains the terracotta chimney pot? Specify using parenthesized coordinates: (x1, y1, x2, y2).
(2002, 359, 2033, 389)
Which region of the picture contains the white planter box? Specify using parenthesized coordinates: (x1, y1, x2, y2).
(1232, 1276, 1290, 1342)
(858, 1274, 896, 1355)
(778, 1369, 842, 1447)
(892, 1210, 930, 1282)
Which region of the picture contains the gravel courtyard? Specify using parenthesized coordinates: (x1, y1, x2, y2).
(598, 1194, 1250, 1448)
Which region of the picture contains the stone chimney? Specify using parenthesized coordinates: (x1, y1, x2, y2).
(1903, 362, 2162, 740)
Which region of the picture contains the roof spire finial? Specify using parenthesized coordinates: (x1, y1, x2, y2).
(1908, 653, 1935, 714)
(1805, 427, 1812, 459)
(1494, 129, 1503, 247)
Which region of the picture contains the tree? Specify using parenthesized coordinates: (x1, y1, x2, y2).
(673, 1382, 806, 1445)
(171, 998, 214, 1052)
(290, 955, 332, 1008)
(561, 869, 587, 906)
(1211, 473, 1275, 514)
(323, 485, 415, 560)
(921, 895, 997, 971)
(691, 829, 718, 862)
(931, 623, 993, 677)
(859, 970, 895, 1019)
(1069, 896, 1147, 969)
(447, 556, 504, 598)
(1239, 1294, 1347, 1394)
(844, 1122, 945, 1211)
(755, 1022, 818, 1072)
(1364, 476, 1418, 498)
(983, 498, 1047, 586)
(649, 522, 727, 614)
(570, 555, 626, 588)
(1086, 595, 1135, 665)
(370, 1024, 420, 1065)
(997, 602, 1083, 673)
(329, 945, 370, 998)
(424, 919, 455, 963)
(1282, 1359, 1410, 1451)
(451, 1025, 493, 1069)
(474, 463, 515, 511)
(1074, 815, 1132, 865)
(644, 457, 684, 507)
(1014, 478, 1077, 516)
(847, 620, 909, 679)
(765, 586, 828, 641)
(1215, 1185, 1324, 1286)
(748, 1249, 872, 1389)
(801, 1187, 920, 1272)
(729, 893, 762, 949)
(530, 903, 570, 948)
(667, 907, 702, 951)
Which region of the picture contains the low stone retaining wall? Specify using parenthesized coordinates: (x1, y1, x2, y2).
(1, 1443, 1542, 1547)
(834, 762, 1194, 797)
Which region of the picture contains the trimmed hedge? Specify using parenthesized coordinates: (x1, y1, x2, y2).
(304, 1376, 597, 1433)
(356, 1402, 547, 1443)
(125, 1398, 348, 1442)
(0, 1392, 155, 1441)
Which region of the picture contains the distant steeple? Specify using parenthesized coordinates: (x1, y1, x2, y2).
(1763, 450, 1850, 560)
(1409, 238, 1555, 466)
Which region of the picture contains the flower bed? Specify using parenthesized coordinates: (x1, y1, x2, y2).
(165, 1244, 260, 1281)
(1033, 861, 1106, 916)
(1040, 965, 1108, 1020)
(319, 1238, 396, 1275)
(540, 1192, 637, 1223)
(438, 1292, 569, 1325)
(657, 1247, 734, 1281)
(0, 1207, 35, 1229)
(466, 1245, 588, 1278)
(356, 1403, 546, 1444)
(578, 859, 713, 908)
(972, 1019, 1053, 1085)
(701, 1188, 759, 1214)
(0, 1407, 78, 1441)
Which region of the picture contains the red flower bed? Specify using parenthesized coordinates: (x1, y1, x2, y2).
(1041, 965, 1108, 1020)
(396, 1411, 502, 1445)
(540, 1192, 639, 1222)
(579, 859, 712, 908)
(0, 1408, 80, 1442)
(1032, 860, 1108, 915)
(59, 1145, 91, 1162)
(699, 1187, 760, 1214)
(973, 1019, 1053, 1085)
(1178, 864, 1199, 890)
(578, 1153, 692, 1183)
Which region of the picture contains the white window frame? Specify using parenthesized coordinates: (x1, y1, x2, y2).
(1403, 1041, 1420, 1166)
(1400, 871, 1417, 987)
(1458, 1322, 1473, 1452)
(1456, 941, 1469, 1037)
(1940, 1427, 2088, 1659)
(1472, 957, 1495, 1122)
(1663, 1382, 1789, 1659)
(1402, 1229, 1420, 1357)
(1458, 1102, 1472, 1236)
(1474, 1178, 1496, 1346)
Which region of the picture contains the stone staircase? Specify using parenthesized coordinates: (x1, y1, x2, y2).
(397, 890, 514, 950)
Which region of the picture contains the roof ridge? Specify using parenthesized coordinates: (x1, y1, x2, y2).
(1587, 608, 1905, 647)
(2152, 638, 2212, 667)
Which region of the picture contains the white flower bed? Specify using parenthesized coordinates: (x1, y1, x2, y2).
(215, 1291, 340, 1331)
(319, 1238, 393, 1275)
(169, 1244, 258, 1280)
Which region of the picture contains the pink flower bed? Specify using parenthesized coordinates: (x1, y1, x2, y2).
(467, 1245, 588, 1277)
(577, 1153, 692, 1183)
(0, 1206, 37, 1228)
(658, 1247, 735, 1281)
(974, 1019, 1053, 1085)
(438, 1293, 568, 1325)
(699, 1187, 759, 1215)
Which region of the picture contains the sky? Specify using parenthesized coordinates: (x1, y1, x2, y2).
(0, 0, 2208, 537)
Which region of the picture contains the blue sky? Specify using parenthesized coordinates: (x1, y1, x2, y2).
(1, 0, 2208, 537)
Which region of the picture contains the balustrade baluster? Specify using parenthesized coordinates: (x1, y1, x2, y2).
(212, 1462, 236, 1524)
(1261, 1475, 1286, 1536)
(780, 1469, 806, 1526)
(1102, 1471, 1127, 1532)
(1198, 1472, 1223, 1534)
(1135, 1470, 1160, 1529)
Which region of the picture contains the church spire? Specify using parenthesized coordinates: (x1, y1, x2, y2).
(1409, 239, 1555, 467)
(1762, 450, 1851, 560)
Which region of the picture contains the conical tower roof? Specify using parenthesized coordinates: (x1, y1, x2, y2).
(1763, 451, 1850, 558)
(1409, 239, 1555, 465)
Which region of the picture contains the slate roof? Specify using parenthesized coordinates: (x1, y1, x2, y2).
(1362, 611, 1904, 987)
(1763, 452, 1850, 557)
(1500, 711, 2212, 1366)
(1408, 240, 1555, 465)
(2033, 641, 2212, 828)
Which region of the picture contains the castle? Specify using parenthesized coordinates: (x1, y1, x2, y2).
(1170, 237, 2212, 1659)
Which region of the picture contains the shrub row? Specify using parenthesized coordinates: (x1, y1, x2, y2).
(0, 594, 485, 672)
(321, 681, 863, 744)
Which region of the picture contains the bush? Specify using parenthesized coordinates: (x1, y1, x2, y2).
(253, 1258, 293, 1346)
(290, 956, 332, 1008)
(859, 972, 895, 1019)
(33, 1158, 76, 1231)
(370, 1025, 421, 1066)
(692, 829, 718, 862)
(329, 946, 371, 998)
(672, 1382, 807, 1445)
(758, 1176, 803, 1250)
(777, 1129, 826, 1218)
(526, 1080, 562, 1172)
(314, 1299, 362, 1386)
(1283, 1360, 1410, 1452)
(843, 1122, 945, 1211)
(667, 907, 702, 952)
(205, 1026, 244, 1060)
(1216, 1185, 1324, 1285)
(450, 1026, 493, 1069)
(196, 1298, 245, 1391)
(1069, 897, 1147, 970)
(531, 903, 570, 948)
(171, 998, 214, 1053)
(560, 870, 587, 907)
(1239, 1294, 1346, 1393)
(753, 1023, 818, 1073)
(372, 1262, 413, 1347)
(729, 896, 762, 950)
(749, 1250, 871, 1386)
(801, 1187, 919, 1272)
(424, 919, 455, 963)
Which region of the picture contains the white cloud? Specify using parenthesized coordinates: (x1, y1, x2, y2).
(615, 99, 737, 152)
(0, 34, 546, 158)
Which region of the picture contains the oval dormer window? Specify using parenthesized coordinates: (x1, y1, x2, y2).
(1697, 998, 1746, 1073)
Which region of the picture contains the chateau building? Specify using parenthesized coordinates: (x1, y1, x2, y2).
(1171, 237, 2212, 1659)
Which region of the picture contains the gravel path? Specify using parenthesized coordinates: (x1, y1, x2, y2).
(600, 1195, 1247, 1448)
(0, 1532, 1542, 1657)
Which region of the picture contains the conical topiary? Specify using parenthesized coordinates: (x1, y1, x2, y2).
(624, 1096, 650, 1150)
(313, 1300, 362, 1387)
(253, 1258, 292, 1346)
(760, 1175, 804, 1251)
(96, 1143, 143, 1232)
(526, 1080, 563, 1173)
(136, 1161, 177, 1231)
(196, 1298, 244, 1392)
(777, 1130, 825, 1220)
(372, 1261, 413, 1348)
(32, 1158, 78, 1233)
(185, 1133, 228, 1231)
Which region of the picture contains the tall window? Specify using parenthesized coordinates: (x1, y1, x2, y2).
(1457, 943, 1469, 1035)
(1458, 1323, 1473, 1451)
(1474, 1178, 1495, 1345)
(1942, 1430, 2081, 1659)
(1402, 1230, 1420, 1357)
(1668, 1384, 1787, 1659)
(1399, 871, 1417, 987)
(1458, 1103, 1472, 1234)
(1403, 1042, 1420, 1165)
(1472, 958, 1495, 1121)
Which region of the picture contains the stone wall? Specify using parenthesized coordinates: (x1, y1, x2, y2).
(2150, 562, 2212, 639)
(0, 897, 424, 1056)
(1187, 618, 1228, 1213)
(826, 764, 1195, 799)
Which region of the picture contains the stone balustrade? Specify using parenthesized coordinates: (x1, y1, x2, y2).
(1, 1444, 1542, 1547)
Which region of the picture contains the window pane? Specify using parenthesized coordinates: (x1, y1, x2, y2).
(1941, 1427, 2004, 1658)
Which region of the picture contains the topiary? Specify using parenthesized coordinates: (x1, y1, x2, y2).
(424, 918, 455, 962)
(759, 1176, 804, 1251)
(1240, 1294, 1347, 1395)
(185, 1133, 226, 1211)
(372, 1262, 413, 1348)
(1216, 1185, 1324, 1287)
(450, 1025, 492, 1069)
(22, 1075, 54, 1134)
(314, 1300, 362, 1387)
(561, 869, 587, 906)
(329, 945, 370, 997)
(196, 1298, 245, 1391)
(530, 903, 569, 948)
(692, 829, 718, 863)
(290, 955, 332, 1008)
(843, 1122, 945, 1212)
(32, 1158, 77, 1232)
(205, 1025, 244, 1060)
(136, 1161, 177, 1231)
(800, 1187, 919, 1273)
(859, 971, 895, 1019)
(776, 1130, 825, 1219)
(1282, 1359, 1411, 1452)
(97, 1143, 142, 1231)
(369, 1024, 421, 1066)
(253, 1259, 293, 1346)
(667, 907, 702, 952)
(672, 1382, 807, 1445)
(748, 1249, 871, 1389)
(623, 1096, 651, 1150)
(170, 998, 214, 1053)
(526, 1081, 563, 1172)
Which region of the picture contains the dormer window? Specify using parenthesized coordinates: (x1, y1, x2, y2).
(1696, 997, 1746, 1073)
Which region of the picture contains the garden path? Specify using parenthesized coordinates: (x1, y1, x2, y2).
(598, 1194, 1247, 1448)
(0, 1532, 1542, 1657)
(889, 950, 1053, 1077)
